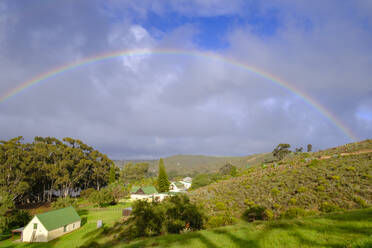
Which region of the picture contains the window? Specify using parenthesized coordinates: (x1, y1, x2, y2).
(63, 225, 67, 232)
(33, 223, 37, 229)
(73, 224, 75, 228)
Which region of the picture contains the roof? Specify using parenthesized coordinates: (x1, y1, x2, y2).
(131, 185, 158, 195)
(36, 206, 81, 231)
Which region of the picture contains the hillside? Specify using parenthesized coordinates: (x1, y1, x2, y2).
(189, 139, 372, 218)
(115, 153, 274, 176)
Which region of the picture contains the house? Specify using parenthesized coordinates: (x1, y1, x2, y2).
(182, 177, 192, 183)
(22, 206, 81, 242)
(130, 186, 158, 201)
(170, 182, 187, 192)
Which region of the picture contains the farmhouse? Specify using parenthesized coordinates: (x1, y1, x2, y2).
(22, 206, 81, 242)
(130, 185, 158, 201)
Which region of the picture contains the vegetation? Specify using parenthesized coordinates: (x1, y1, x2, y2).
(115, 153, 274, 177)
(272, 143, 291, 160)
(2, 207, 371, 247)
(157, 158, 170, 192)
(120, 162, 149, 184)
(190, 140, 372, 221)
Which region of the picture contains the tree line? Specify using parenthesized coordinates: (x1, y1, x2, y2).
(0, 136, 113, 205)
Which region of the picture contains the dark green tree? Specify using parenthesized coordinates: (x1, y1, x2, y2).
(157, 158, 170, 192)
(272, 143, 291, 160)
(109, 165, 116, 184)
(307, 144, 313, 152)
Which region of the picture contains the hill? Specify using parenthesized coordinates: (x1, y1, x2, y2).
(115, 153, 274, 177)
(189, 139, 372, 218)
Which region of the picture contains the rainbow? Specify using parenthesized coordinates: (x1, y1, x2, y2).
(0, 48, 358, 141)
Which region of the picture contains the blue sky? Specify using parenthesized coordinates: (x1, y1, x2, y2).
(0, 0, 371, 159)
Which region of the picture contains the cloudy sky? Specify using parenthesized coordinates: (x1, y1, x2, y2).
(0, 1, 371, 159)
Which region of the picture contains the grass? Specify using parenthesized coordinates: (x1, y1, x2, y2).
(1, 204, 371, 248)
(120, 208, 372, 248)
(0, 202, 130, 248)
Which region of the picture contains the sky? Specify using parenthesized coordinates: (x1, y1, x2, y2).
(0, 0, 371, 159)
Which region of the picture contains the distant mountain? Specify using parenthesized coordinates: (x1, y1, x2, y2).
(114, 153, 274, 177)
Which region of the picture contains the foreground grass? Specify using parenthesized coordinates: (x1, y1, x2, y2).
(121, 208, 372, 248)
(1, 208, 371, 248)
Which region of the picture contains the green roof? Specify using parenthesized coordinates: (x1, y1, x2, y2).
(36, 206, 81, 231)
(131, 185, 158, 195)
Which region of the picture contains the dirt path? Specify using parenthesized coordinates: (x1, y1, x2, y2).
(319, 149, 372, 160)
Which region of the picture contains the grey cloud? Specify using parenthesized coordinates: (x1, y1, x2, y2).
(0, 1, 371, 160)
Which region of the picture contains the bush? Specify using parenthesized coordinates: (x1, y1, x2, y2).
(215, 202, 226, 211)
(289, 198, 297, 205)
(319, 201, 340, 213)
(89, 188, 115, 207)
(122, 194, 204, 240)
(281, 208, 307, 219)
(206, 216, 225, 228)
(52, 196, 78, 209)
(242, 205, 272, 222)
(353, 196, 368, 208)
(80, 188, 95, 199)
(166, 219, 185, 234)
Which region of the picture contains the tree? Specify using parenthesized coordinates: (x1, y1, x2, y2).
(120, 162, 149, 184)
(219, 163, 238, 177)
(157, 158, 170, 192)
(295, 147, 303, 153)
(307, 144, 313, 152)
(272, 143, 291, 160)
(109, 165, 116, 184)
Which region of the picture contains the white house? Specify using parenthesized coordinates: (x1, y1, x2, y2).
(22, 206, 81, 242)
(130, 186, 158, 201)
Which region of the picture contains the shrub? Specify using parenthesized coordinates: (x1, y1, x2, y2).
(215, 202, 227, 211)
(52, 196, 78, 209)
(353, 196, 368, 208)
(281, 208, 307, 219)
(297, 186, 307, 193)
(289, 198, 297, 205)
(316, 185, 325, 191)
(80, 188, 95, 199)
(346, 166, 356, 172)
(271, 188, 280, 196)
(319, 201, 340, 213)
(242, 205, 271, 222)
(206, 214, 237, 228)
(206, 216, 224, 228)
(89, 188, 115, 207)
(244, 199, 255, 206)
(166, 219, 186, 234)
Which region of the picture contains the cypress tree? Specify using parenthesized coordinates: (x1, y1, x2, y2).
(157, 158, 170, 192)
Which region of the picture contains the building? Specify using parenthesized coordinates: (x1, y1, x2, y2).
(130, 186, 158, 201)
(182, 177, 192, 183)
(122, 207, 133, 216)
(22, 206, 81, 242)
(170, 182, 187, 192)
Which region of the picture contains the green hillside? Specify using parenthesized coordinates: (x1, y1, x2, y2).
(115, 153, 274, 176)
(189, 140, 372, 218)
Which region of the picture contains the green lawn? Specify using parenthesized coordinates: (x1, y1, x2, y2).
(1, 208, 371, 248)
(0, 202, 130, 248)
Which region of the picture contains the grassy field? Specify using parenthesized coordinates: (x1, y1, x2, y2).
(0, 203, 129, 248)
(2, 207, 371, 248)
(122, 208, 372, 248)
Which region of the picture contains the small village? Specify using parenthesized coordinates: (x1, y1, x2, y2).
(9, 176, 193, 243)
